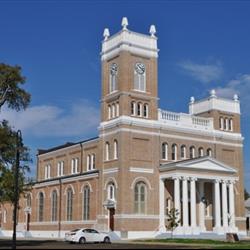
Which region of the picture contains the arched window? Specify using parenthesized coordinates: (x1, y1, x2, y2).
(107, 183, 116, 201)
(143, 104, 148, 118)
(181, 145, 186, 159)
(91, 154, 95, 170)
(112, 103, 116, 118)
(38, 192, 44, 222)
(224, 117, 229, 131)
(219, 117, 224, 130)
(131, 101, 136, 116)
(71, 158, 79, 174)
(137, 103, 142, 117)
(87, 155, 91, 171)
(134, 182, 146, 214)
(105, 142, 110, 161)
(198, 147, 204, 157)
(108, 105, 111, 120)
(229, 118, 233, 131)
(207, 148, 212, 157)
(51, 190, 58, 222)
(171, 144, 177, 161)
(109, 63, 118, 93)
(190, 146, 195, 159)
(162, 143, 168, 160)
(83, 186, 90, 220)
(116, 102, 119, 117)
(66, 188, 73, 221)
(114, 140, 118, 159)
(26, 193, 31, 208)
(134, 62, 146, 92)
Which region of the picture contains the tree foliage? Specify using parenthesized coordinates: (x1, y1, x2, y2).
(0, 63, 32, 205)
(0, 120, 32, 204)
(167, 208, 181, 238)
(0, 63, 30, 111)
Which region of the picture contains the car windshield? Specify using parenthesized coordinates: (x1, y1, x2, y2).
(71, 229, 80, 232)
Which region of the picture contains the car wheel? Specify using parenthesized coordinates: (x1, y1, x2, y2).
(103, 237, 111, 244)
(79, 237, 86, 244)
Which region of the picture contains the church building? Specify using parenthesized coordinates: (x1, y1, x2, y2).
(0, 17, 246, 239)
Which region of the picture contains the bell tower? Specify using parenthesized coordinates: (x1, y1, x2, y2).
(100, 17, 159, 122)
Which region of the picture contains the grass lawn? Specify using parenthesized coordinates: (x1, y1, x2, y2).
(135, 238, 250, 249)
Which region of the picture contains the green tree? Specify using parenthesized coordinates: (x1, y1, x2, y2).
(0, 63, 30, 111)
(0, 120, 32, 204)
(245, 189, 250, 200)
(167, 208, 181, 238)
(0, 63, 32, 204)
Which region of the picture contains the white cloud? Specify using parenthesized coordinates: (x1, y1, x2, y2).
(178, 60, 223, 84)
(215, 74, 250, 116)
(0, 99, 100, 137)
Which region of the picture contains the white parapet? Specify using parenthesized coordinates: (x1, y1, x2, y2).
(101, 25, 158, 61)
(189, 95, 240, 115)
(158, 109, 214, 131)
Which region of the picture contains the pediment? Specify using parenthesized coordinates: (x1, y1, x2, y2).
(160, 156, 237, 174)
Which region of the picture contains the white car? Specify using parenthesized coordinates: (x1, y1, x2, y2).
(64, 228, 111, 244)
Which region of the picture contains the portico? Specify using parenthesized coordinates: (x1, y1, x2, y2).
(159, 156, 238, 235)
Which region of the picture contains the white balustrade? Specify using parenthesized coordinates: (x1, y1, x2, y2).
(158, 109, 214, 130)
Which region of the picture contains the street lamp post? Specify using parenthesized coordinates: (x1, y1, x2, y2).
(12, 130, 22, 250)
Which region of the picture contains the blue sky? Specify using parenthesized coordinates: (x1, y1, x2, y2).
(0, 0, 250, 191)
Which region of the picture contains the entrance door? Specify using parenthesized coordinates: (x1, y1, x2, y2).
(26, 213, 30, 231)
(109, 208, 115, 231)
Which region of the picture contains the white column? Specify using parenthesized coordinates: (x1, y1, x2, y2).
(182, 177, 189, 229)
(222, 180, 229, 230)
(159, 178, 166, 232)
(228, 181, 237, 231)
(190, 178, 197, 229)
(199, 181, 206, 232)
(213, 179, 222, 233)
(174, 177, 181, 223)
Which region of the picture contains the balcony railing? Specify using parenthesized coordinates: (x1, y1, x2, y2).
(158, 109, 214, 130)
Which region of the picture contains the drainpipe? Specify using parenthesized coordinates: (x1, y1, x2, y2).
(80, 143, 83, 173)
(58, 178, 62, 238)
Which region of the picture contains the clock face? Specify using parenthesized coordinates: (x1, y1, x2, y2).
(135, 63, 145, 74)
(110, 63, 118, 75)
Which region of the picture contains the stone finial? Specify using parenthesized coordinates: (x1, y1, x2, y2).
(233, 94, 239, 102)
(190, 96, 195, 104)
(121, 17, 128, 30)
(210, 89, 217, 98)
(103, 28, 110, 41)
(149, 25, 156, 37)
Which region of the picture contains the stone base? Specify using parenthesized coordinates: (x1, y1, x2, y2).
(213, 226, 225, 235)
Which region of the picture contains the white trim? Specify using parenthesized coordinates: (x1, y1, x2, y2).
(114, 214, 159, 219)
(80, 182, 93, 193)
(49, 188, 59, 198)
(99, 116, 243, 146)
(129, 167, 154, 174)
(103, 167, 119, 175)
(36, 190, 46, 199)
(38, 138, 99, 158)
(100, 126, 242, 148)
(34, 180, 60, 188)
(30, 221, 59, 226)
(104, 177, 118, 190)
(130, 176, 153, 190)
(61, 173, 99, 183)
(235, 217, 246, 221)
(61, 220, 97, 225)
(64, 184, 75, 195)
(34, 173, 99, 188)
(160, 172, 238, 182)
